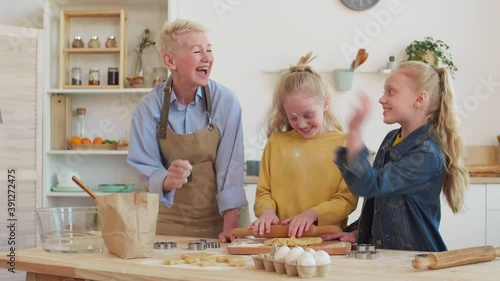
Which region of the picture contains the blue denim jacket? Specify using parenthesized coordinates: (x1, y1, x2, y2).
(335, 123, 447, 251)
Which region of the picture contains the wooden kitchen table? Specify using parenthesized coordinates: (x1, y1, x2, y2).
(1, 236, 499, 281)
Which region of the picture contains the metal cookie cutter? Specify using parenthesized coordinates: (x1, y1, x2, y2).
(188, 242, 207, 251)
(154, 241, 177, 250)
(349, 244, 381, 260)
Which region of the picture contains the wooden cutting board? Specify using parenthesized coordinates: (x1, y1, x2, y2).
(468, 165, 500, 177)
(227, 239, 351, 255)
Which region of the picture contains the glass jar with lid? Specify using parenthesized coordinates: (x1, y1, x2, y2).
(88, 69, 100, 85)
(88, 36, 101, 48)
(152, 67, 168, 87)
(71, 67, 82, 85)
(105, 36, 116, 48)
(71, 36, 84, 48)
(107, 67, 119, 85)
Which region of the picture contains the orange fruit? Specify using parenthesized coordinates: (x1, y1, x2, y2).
(81, 137, 91, 144)
(93, 137, 104, 144)
(69, 136, 82, 145)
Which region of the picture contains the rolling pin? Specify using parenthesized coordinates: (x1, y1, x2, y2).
(412, 246, 500, 270)
(231, 224, 340, 238)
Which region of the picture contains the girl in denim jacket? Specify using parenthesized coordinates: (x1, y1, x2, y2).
(324, 61, 468, 251)
(250, 53, 358, 238)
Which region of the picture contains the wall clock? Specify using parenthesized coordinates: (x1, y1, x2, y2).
(341, 0, 379, 11)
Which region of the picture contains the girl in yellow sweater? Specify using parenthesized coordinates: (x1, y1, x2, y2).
(250, 53, 358, 238)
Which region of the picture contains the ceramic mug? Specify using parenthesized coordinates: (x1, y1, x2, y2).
(245, 160, 260, 177)
(57, 170, 80, 187)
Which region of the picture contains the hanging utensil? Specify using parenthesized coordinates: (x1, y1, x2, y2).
(352, 49, 366, 71)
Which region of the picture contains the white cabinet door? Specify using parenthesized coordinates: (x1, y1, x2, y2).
(244, 184, 257, 222)
(440, 184, 486, 250)
(486, 184, 500, 246)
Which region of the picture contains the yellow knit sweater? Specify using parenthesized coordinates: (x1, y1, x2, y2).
(254, 130, 358, 230)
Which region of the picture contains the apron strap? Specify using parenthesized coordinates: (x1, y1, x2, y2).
(157, 77, 214, 136)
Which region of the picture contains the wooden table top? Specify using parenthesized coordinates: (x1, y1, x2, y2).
(1, 236, 499, 281)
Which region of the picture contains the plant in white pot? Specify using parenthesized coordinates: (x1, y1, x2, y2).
(405, 36, 458, 77)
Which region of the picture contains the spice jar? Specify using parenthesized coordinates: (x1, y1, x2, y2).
(107, 67, 119, 85)
(88, 36, 101, 48)
(152, 67, 168, 87)
(105, 36, 116, 48)
(88, 69, 100, 85)
(71, 36, 84, 48)
(71, 67, 82, 85)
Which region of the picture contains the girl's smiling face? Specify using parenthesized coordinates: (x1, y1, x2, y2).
(283, 89, 329, 139)
(379, 72, 421, 127)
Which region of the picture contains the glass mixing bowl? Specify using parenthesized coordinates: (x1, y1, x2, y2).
(36, 207, 106, 253)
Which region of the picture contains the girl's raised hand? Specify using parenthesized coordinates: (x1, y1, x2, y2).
(347, 94, 371, 161)
(249, 208, 279, 235)
(281, 209, 318, 238)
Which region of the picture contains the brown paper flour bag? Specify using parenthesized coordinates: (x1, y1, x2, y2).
(96, 192, 159, 259)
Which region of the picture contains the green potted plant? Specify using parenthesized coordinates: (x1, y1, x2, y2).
(405, 36, 458, 77)
(387, 55, 396, 69)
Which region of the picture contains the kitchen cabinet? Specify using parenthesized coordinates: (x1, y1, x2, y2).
(42, 0, 174, 208)
(486, 184, 500, 246)
(440, 184, 486, 250)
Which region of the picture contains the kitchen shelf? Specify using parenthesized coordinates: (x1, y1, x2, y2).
(47, 88, 152, 95)
(48, 150, 128, 155)
(47, 191, 134, 197)
(63, 48, 120, 54)
(262, 68, 391, 74)
(59, 9, 126, 88)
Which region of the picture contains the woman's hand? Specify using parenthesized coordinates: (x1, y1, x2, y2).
(163, 159, 192, 191)
(249, 209, 279, 235)
(281, 209, 318, 238)
(322, 230, 358, 244)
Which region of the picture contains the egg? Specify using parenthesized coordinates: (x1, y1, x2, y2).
(305, 248, 316, 255)
(313, 250, 331, 265)
(274, 245, 290, 261)
(297, 252, 316, 266)
(285, 246, 305, 264)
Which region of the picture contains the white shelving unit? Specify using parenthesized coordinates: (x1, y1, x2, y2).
(42, 0, 174, 208)
(262, 68, 392, 74)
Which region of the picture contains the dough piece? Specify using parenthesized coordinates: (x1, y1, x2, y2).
(228, 257, 246, 267)
(180, 252, 215, 260)
(184, 257, 200, 264)
(162, 258, 182, 265)
(196, 260, 217, 267)
(263, 237, 323, 247)
(215, 255, 229, 263)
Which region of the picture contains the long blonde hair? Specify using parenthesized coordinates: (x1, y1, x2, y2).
(266, 53, 343, 137)
(156, 19, 207, 55)
(396, 61, 468, 213)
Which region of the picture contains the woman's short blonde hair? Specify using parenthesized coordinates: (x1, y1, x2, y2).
(156, 19, 207, 55)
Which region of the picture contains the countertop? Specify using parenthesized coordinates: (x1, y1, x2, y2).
(246, 176, 500, 184)
(1, 235, 498, 280)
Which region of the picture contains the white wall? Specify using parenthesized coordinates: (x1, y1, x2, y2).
(172, 0, 500, 161)
(3, 0, 500, 157)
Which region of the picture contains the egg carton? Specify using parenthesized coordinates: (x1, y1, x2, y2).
(251, 245, 331, 278)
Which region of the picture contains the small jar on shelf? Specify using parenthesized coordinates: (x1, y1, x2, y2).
(105, 36, 116, 48)
(152, 67, 168, 87)
(71, 67, 82, 85)
(88, 36, 101, 48)
(88, 69, 100, 85)
(71, 36, 84, 48)
(107, 67, 119, 85)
